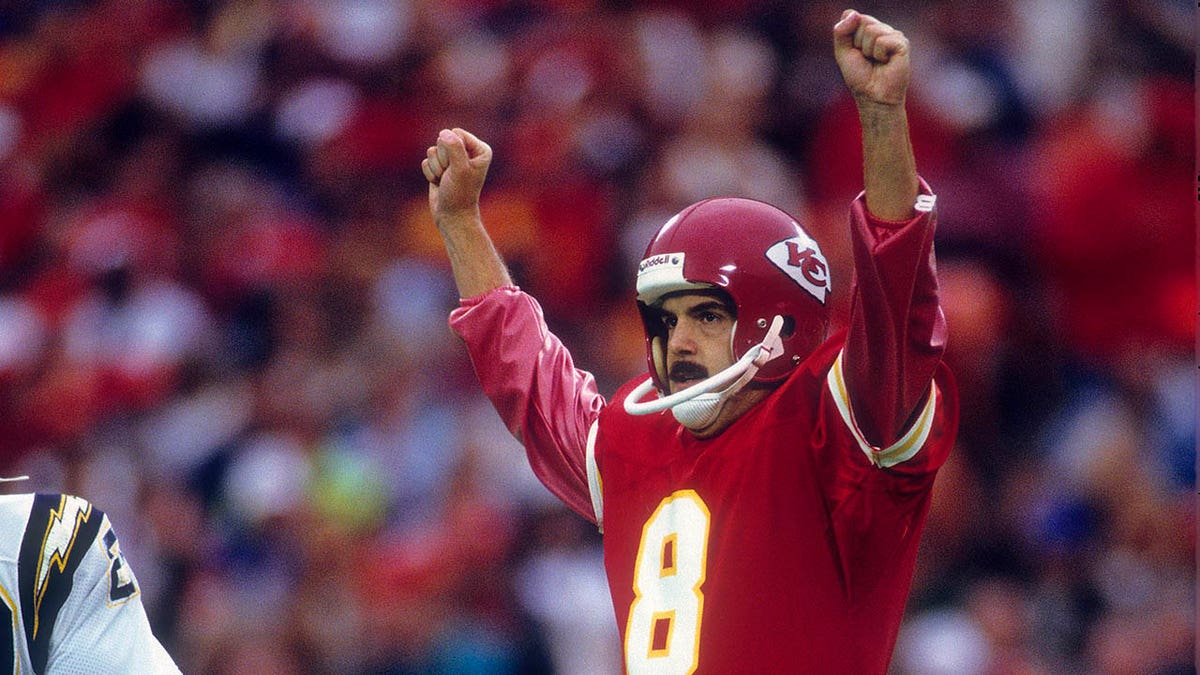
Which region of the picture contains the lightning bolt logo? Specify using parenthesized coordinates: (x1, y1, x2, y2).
(33, 495, 92, 639)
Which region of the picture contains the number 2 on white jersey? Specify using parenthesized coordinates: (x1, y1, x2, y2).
(625, 490, 711, 674)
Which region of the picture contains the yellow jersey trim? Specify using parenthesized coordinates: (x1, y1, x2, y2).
(826, 350, 937, 468)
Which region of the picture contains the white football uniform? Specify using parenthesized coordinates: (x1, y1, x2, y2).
(0, 493, 181, 674)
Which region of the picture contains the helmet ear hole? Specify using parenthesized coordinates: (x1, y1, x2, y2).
(779, 316, 796, 338)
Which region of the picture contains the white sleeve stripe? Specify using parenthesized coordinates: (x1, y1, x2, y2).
(826, 350, 939, 468)
(585, 419, 603, 533)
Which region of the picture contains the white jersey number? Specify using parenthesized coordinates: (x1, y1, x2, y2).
(624, 490, 710, 675)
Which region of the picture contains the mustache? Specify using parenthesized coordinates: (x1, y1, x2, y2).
(669, 361, 710, 382)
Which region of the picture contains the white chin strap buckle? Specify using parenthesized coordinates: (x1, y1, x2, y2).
(623, 315, 786, 429)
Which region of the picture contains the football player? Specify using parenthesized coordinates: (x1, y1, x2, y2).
(422, 9, 958, 673)
(0, 490, 181, 673)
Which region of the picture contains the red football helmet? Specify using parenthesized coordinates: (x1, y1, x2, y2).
(635, 197, 831, 393)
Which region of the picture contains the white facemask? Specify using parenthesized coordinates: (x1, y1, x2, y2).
(623, 316, 785, 430)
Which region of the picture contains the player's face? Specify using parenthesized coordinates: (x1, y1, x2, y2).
(659, 293, 736, 394)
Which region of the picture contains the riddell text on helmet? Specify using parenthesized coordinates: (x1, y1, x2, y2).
(638, 254, 681, 273)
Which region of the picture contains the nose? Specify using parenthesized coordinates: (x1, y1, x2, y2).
(667, 319, 697, 355)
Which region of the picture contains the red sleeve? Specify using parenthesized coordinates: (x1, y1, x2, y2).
(843, 181, 947, 448)
(448, 286, 603, 522)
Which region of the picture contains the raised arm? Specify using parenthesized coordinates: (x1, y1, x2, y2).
(422, 128, 512, 298)
(424, 129, 603, 520)
(832, 10, 946, 450)
(833, 9, 919, 220)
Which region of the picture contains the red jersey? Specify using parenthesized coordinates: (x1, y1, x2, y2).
(449, 187, 956, 674)
(595, 338, 956, 674)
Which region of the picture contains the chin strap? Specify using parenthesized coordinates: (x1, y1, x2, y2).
(624, 316, 786, 429)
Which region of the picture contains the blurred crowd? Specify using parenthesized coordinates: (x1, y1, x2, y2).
(0, 0, 1192, 673)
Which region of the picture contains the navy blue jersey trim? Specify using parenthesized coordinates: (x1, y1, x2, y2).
(17, 494, 103, 675)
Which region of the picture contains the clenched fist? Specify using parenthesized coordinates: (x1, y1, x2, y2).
(422, 128, 493, 226)
(833, 9, 910, 107)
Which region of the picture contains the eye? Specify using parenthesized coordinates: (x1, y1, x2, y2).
(660, 314, 678, 329)
(699, 311, 722, 324)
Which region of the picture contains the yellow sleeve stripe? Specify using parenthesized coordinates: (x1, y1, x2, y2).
(826, 350, 938, 468)
(585, 418, 604, 533)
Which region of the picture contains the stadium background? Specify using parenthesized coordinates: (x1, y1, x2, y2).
(0, 0, 1193, 672)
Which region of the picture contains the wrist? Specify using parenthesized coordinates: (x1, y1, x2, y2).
(854, 97, 906, 119)
(435, 206, 483, 232)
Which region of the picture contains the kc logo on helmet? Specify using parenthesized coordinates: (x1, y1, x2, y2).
(765, 234, 830, 304)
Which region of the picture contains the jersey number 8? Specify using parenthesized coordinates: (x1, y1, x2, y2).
(624, 490, 710, 675)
